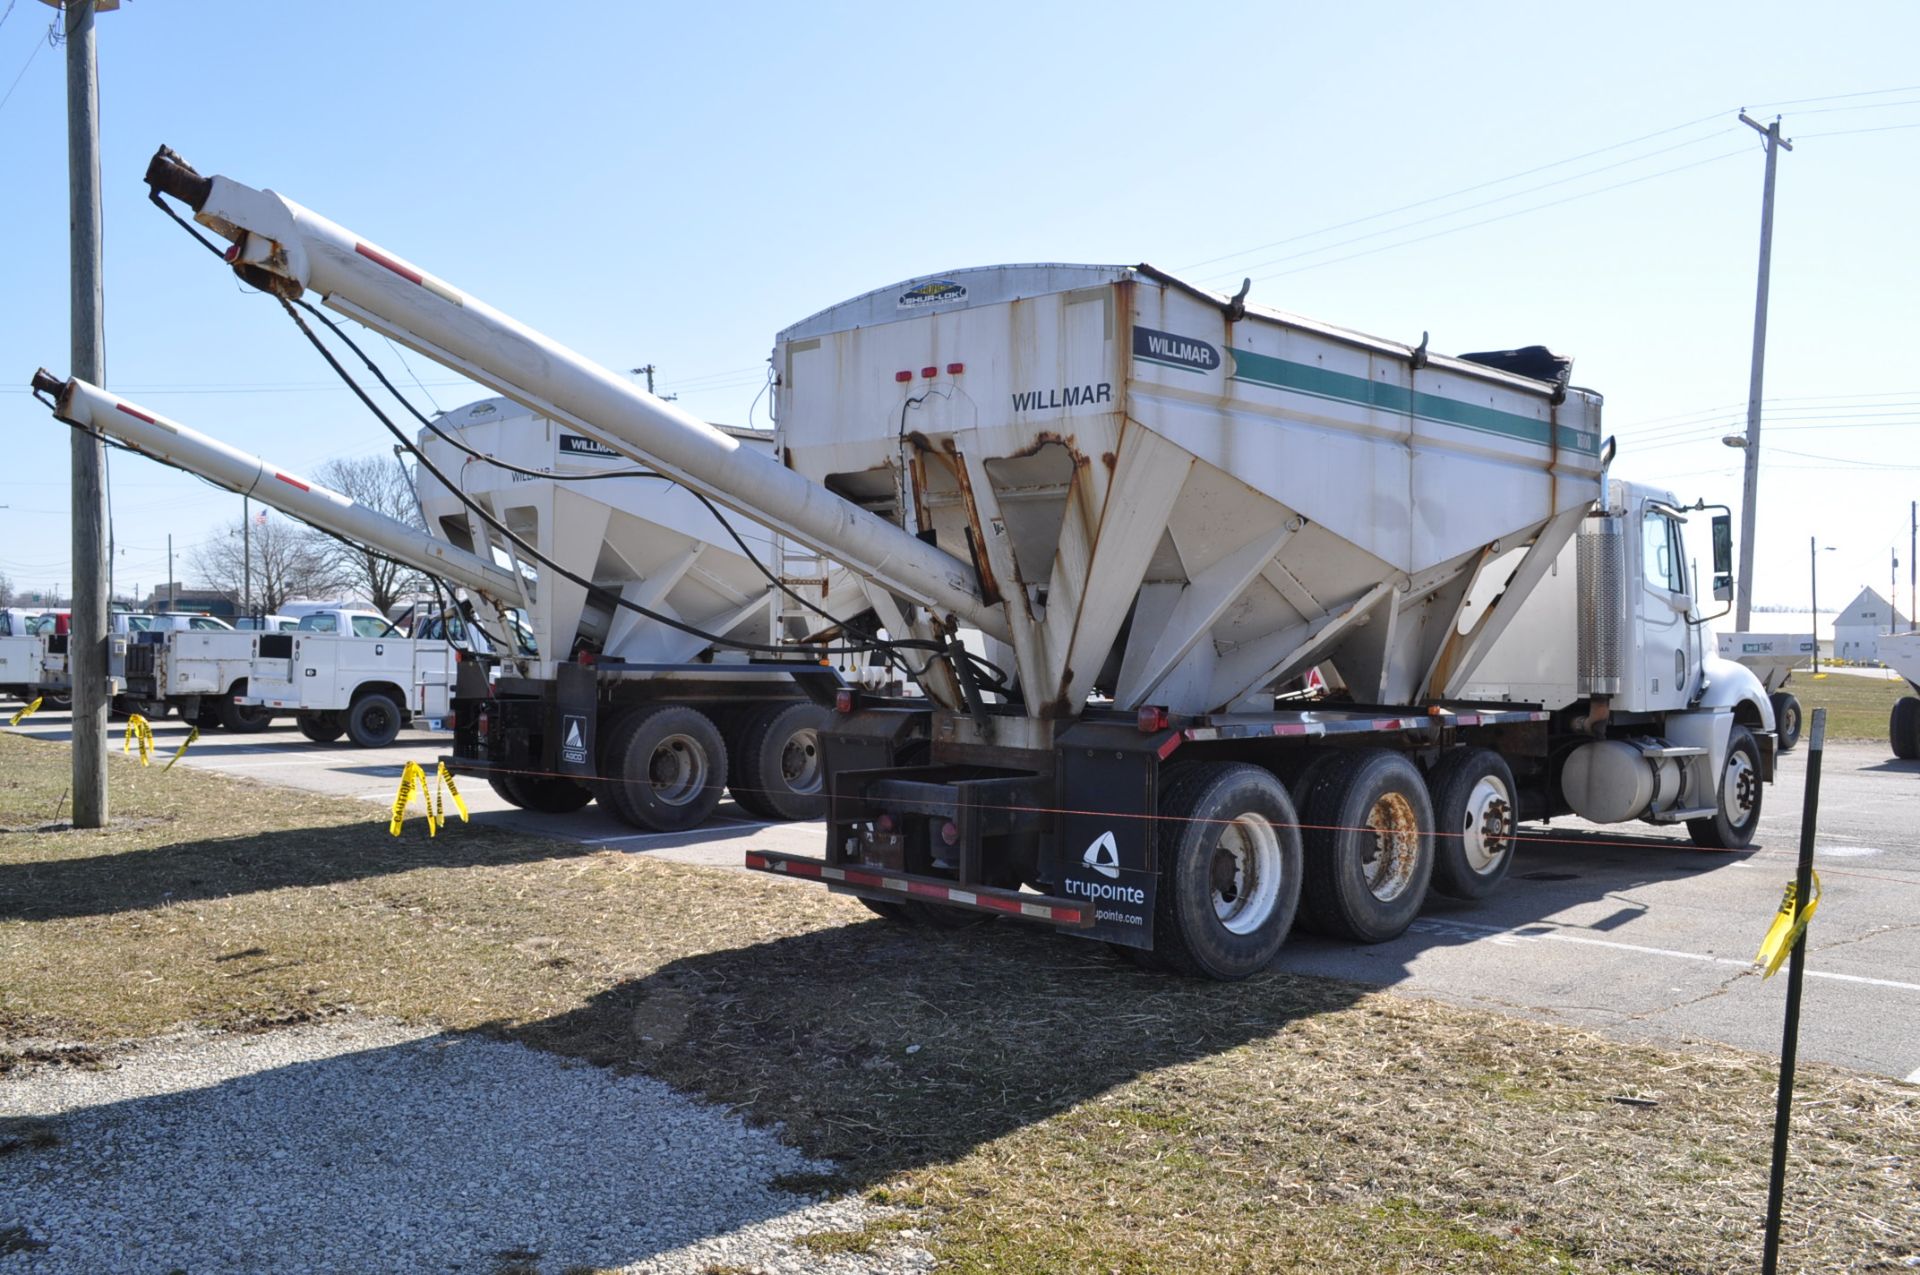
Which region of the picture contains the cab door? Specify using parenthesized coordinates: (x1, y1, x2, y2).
(1635, 506, 1693, 711)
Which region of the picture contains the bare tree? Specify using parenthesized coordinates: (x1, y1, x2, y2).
(303, 456, 427, 616)
(0, 572, 12, 607)
(191, 511, 342, 614)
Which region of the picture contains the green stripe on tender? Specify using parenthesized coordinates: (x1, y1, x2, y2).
(1228, 347, 1598, 455)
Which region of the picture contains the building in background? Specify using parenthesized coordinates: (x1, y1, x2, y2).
(1832, 587, 1908, 663)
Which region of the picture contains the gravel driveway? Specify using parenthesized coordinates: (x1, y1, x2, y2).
(0, 1020, 931, 1274)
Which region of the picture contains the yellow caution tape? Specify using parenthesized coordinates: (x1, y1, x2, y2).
(437, 762, 470, 823)
(389, 760, 431, 836)
(123, 714, 155, 766)
(1755, 871, 1821, 979)
(8, 697, 42, 726)
(162, 725, 199, 772)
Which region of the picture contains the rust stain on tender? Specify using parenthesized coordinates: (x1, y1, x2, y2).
(1100, 451, 1116, 471)
(940, 438, 1003, 607)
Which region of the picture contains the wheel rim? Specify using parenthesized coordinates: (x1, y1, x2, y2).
(1208, 812, 1283, 936)
(648, 733, 709, 806)
(1362, 792, 1421, 901)
(1723, 750, 1758, 827)
(1783, 705, 1799, 734)
(362, 706, 391, 737)
(779, 726, 822, 795)
(1460, 776, 1514, 876)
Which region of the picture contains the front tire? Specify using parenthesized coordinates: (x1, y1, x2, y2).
(728, 701, 831, 821)
(1771, 692, 1802, 753)
(296, 713, 346, 744)
(1149, 762, 1302, 981)
(1891, 697, 1920, 761)
(1426, 747, 1518, 901)
(215, 682, 273, 734)
(344, 691, 404, 748)
(600, 703, 727, 832)
(1298, 749, 1435, 943)
(1687, 725, 1764, 849)
(491, 771, 595, 814)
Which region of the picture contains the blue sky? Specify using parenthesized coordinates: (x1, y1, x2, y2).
(1, 1, 1915, 617)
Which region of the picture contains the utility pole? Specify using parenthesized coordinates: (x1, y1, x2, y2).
(167, 534, 174, 613)
(243, 495, 251, 617)
(629, 364, 677, 402)
(1733, 111, 1792, 632)
(59, 0, 110, 827)
(1910, 501, 1916, 632)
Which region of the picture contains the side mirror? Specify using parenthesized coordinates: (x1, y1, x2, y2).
(1711, 513, 1733, 602)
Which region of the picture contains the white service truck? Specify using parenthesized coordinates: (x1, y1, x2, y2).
(240, 608, 458, 747)
(0, 610, 61, 707)
(1881, 630, 1920, 758)
(33, 370, 868, 818)
(132, 153, 1780, 980)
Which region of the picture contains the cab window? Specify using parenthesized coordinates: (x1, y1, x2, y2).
(188, 616, 227, 631)
(299, 614, 338, 633)
(351, 616, 389, 638)
(1641, 513, 1687, 594)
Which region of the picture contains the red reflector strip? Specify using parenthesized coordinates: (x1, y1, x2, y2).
(745, 852, 1089, 926)
(1455, 714, 1480, 726)
(1272, 723, 1310, 736)
(115, 402, 156, 425)
(1156, 734, 1183, 760)
(275, 472, 311, 492)
(355, 242, 424, 285)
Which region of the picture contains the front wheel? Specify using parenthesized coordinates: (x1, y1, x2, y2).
(1149, 762, 1302, 981)
(1770, 692, 1802, 753)
(345, 692, 404, 748)
(491, 771, 595, 814)
(215, 683, 273, 734)
(297, 713, 346, 744)
(1298, 749, 1435, 943)
(1687, 725, 1764, 849)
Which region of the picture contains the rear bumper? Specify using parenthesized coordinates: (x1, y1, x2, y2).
(745, 849, 1093, 928)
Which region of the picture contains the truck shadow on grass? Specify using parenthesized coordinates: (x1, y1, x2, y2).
(0, 821, 599, 924)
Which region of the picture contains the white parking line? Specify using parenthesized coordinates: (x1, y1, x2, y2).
(587, 817, 782, 844)
(1409, 918, 1920, 994)
(1907, 1065, 1920, 1084)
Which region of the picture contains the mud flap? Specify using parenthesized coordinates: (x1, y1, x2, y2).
(1056, 747, 1158, 948)
(554, 661, 597, 780)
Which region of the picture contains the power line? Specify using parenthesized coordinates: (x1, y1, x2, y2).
(1795, 122, 1920, 139)
(1746, 85, 1920, 110)
(1175, 109, 1729, 275)
(1196, 127, 1739, 285)
(1247, 147, 1750, 283)
(0, 13, 55, 119)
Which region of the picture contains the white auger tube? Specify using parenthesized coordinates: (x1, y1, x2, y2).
(36, 371, 524, 605)
(145, 149, 1009, 645)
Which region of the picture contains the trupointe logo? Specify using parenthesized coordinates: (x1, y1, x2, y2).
(1082, 830, 1120, 879)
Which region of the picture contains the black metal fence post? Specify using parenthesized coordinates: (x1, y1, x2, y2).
(1761, 706, 1824, 1274)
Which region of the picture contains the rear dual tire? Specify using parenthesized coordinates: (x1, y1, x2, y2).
(1297, 749, 1435, 943)
(1891, 697, 1920, 761)
(1770, 692, 1802, 753)
(596, 703, 728, 833)
(726, 700, 831, 821)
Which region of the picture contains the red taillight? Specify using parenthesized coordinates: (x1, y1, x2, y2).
(894, 370, 913, 384)
(835, 688, 857, 714)
(578, 650, 597, 666)
(946, 362, 964, 375)
(920, 366, 937, 379)
(939, 819, 960, 846)
(445, 710, 458, 729)
(475, 709, 490, 740)
(1137, 705, 1170, 733)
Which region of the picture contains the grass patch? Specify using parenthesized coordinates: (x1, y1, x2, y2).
(4, 732, 1917, 1273)
(1786, 670, 1909, 742)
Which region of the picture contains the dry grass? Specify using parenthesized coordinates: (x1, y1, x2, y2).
(3, 732, 1916, 1273)
(1789, 671, 1910, 742)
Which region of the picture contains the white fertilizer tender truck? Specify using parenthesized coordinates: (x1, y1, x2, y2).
(125, 149, 1780, 979)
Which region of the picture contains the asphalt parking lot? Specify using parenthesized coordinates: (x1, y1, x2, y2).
(7, 707, 1918, 1082)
